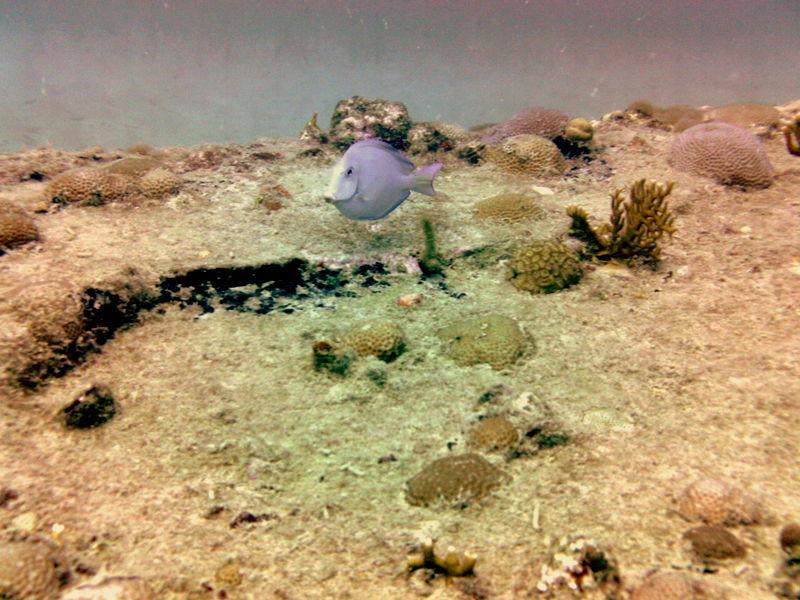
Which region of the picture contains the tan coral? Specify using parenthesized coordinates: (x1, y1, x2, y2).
(342, 319, 406, 362)
(437, 314, 527, 370)
(468, 417, 519, 452)
(675, 478, 763, 525)
(0, 204, 39, 251)
(473, 192, 543, 223)
(0, 540, 62, 599)
(139, 168, 183, 198)
(669, 121, 774, 187)
(486, 134, 565, 175)
(405, 453, 507, 508)
(506, 240, 582, 293)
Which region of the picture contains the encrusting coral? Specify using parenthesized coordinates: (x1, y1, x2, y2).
(567, 179, 676, 265)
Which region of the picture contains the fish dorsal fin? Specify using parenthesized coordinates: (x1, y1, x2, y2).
(351, 139, 415, 172)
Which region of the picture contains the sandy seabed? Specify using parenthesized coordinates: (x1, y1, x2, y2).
(1, 105, 799, 599)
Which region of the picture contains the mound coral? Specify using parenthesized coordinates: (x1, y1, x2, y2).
(675, 478, 763, 525)
(506, 240, 582, 293)
(139, 167, 183, 198)
(683, 525, 747, 561)
(342, 319, 406, 362)
(0, 539, 62, 599)
(706, 102, 781, 131)
(482, 107, 570, 144)
(45, 167, 136, 206)
(473, 192, 543, 222)
(437, 314, 527, 370)
(0, 204, 39, 252)
(567, 179, 676, 265)
(486, 134, 565, 175)
(405, 453, 507, 508)
(631, 572, 703, 600)
(329, 96, 412, 150)
(669, 121, 774, 187)
(468, 416, 519, 452)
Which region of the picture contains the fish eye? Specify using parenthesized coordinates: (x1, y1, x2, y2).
(345, 167, 353, 176)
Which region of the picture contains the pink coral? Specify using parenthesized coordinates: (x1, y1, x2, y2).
(483, 107, 570, 144)
(669, 122, 774, 188)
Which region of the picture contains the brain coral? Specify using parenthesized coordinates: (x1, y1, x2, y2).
(0, 540, 61, 599)
(669, 122, 774, 187)
(0, 204, 39, 251)
(506, 240, 582, 293)
(342, 319, 406, 362)
(473, 192, 543, 222)
(676, 478, 762, 525)
(483, 107, 570, 144)
(329, 96, 412, 150)
(406, 453, 507, 507)
(486, 134, 565, 175)
(437, 314, 527, 370)
(45, 167, 136, 205)
(468, 417, 519, 452)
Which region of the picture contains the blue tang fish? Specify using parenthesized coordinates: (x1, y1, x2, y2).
(324, 139, 443, 220)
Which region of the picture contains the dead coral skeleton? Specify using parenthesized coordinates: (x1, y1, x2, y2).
(783, 114, 800, 156)
(406, 538, 477, 577)
(567, 178, 676, 265)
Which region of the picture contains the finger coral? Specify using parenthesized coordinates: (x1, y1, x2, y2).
(669, 121, 774, 187)
(0, 204, 39, 252)
(567, 179, 676, 265)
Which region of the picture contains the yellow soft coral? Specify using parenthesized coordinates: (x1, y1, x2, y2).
(567, 179, 676, 265)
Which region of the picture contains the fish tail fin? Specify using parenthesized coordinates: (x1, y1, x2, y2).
(410, 162, 443, 197)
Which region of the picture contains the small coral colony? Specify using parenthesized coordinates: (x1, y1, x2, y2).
(1, 94, 798, 599)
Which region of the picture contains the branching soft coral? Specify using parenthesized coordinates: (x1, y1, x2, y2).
(567, 179, 676, 265)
